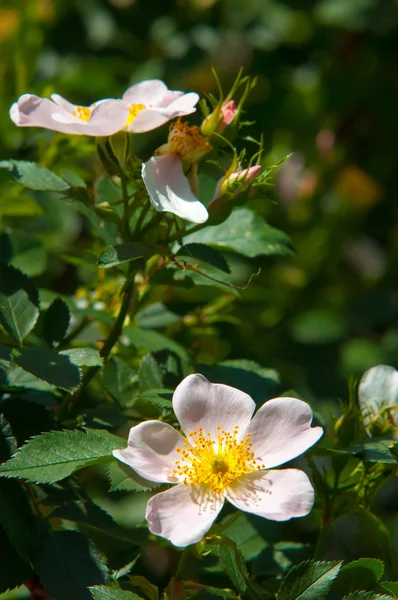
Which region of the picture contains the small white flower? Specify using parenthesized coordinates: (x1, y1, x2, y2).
(113, 373, 323, 547)
(358, 364, 398, 430)
(10, 94, 129, 136)
(10, 79, 199, 137)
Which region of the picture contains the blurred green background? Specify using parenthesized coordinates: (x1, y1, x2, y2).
(1, 0, 398, 406)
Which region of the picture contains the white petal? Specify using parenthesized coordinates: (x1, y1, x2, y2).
(83, 99, 129, 136)
(146, 483, 224, 547)
(128, 92, 199, 133)
(358, 364, 398, 426)
(9, 94, 127, 136)
(246, 397, 323, 469)
(173, 373, 255, 440)
(112, 421, 186, 483)
(141, 154, 208, 223)
(122, 79, 170, 105)
(226, 468, 314, 521)
(50, 93, 75, 111)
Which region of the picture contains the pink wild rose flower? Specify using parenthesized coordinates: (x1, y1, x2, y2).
(113, 374, 323, 547)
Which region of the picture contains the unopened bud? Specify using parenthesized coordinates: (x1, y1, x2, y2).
(219, 165, 261, 197)
(201, 100, 238, 137)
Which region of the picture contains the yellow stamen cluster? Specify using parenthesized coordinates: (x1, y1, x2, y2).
(157, 119, 212, 163)
(172, 426, 265, 494)
(125, 102, 146, 126)
(72, 106, 92, 122)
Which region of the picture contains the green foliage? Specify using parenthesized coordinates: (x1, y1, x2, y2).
(176, 243, 231, 273)
(276, 560, 343, 600)
(0, 160, 71, 192)
(98, 243, 154, 268)
(1, 2, 398, 596)
(35, 530, 108, 600)
(0, 429, 124, 483)
(0, 263, 40, 343)
(43, 297, 71, 346)
(90, 586, 144, 600)
(184, 208, 294, 257)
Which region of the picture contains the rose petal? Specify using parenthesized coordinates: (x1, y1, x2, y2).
(141, 154, 208, 223)
(112, 420, 186, 483)
(226, 468, 314, 521)
(246, 397, 323, 469)
(358, 364, 398, 426)
(125, 93, 199, 133)
(50, 93, 75, 111)
(122, 79, 170, 105)
(146, 483, 224, 547)
(173, 373, 255, 440)
(10, 94, 127, 136)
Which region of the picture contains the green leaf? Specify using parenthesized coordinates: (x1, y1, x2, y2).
(136, 389, 173, 409)
(198, 359, 280, 405)
(90, 586, 143, 600)
(0, 527, 32, 594)
(4, 231, 48, 277)
(124, 326, 189, 361)
(382, 583, 398, 595)
(222, 514, 267, 561)
(35, 530, 108, 600)
(12, 347, 82, 391)
(60, 347, 103, 367)
(0, 159, 71, 192)
(98, 243, 153, 268)
(135, 303, 181, 329)
(51, 499, 136, 544)
(184, 207, 294, 257)
(138, 353, 164, 391)
(277, 560, 343, 600)
(184, 581, 238, 598)
(344, 439, 397, 464)
(102, 357, 137, 406)
(0, 396, 58, 447)
(207, 536, 262, 600)
(0, 429, 125, 483)
(0, 479, 36, 560)
(342, 593, 395, 600)
(106, 461, 157, 492)
(176, 243, 231, 273)
(43, 297, 70, 346)
(389, 442, 398, 462)
(0, 263, 40, 343)
(334, 558, 384, 594)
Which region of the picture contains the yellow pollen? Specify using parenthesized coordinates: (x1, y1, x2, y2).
(172, 426, 262, 494)
(157, 118, 212, 163)
(125, 102, 146, 126)
(72, 106, 92, 122)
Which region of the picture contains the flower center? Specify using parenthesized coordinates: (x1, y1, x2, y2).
(156, 119, 212, 162)
(173, 426, 264, 494)
(125, 103, 146, 126)
(72, 106, 92, 122)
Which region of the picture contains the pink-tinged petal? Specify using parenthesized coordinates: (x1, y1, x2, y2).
(50, 93, 75, 111)
(226, 468, 314, 521)
(82, 99, 129, 136)
(10, 94, 127, 136)
(122, 79, 170, 105)
(125, 109, 173, 133)
(146, 483, 224, 547)
(173, 373, 255, 440)
(125, 93, 199, 133)
(246, 397, 323, 469)
(141, 154, 208, 223)
(112, 421, 185, 483)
